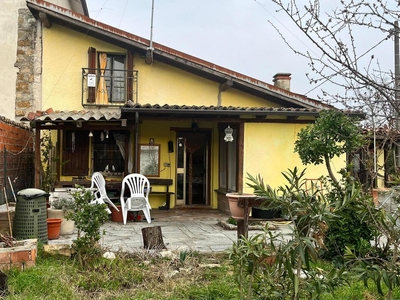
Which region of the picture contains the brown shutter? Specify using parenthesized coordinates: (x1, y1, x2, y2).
(62, 130, 89, 176)
(127, 50, 134, 102)
(87, 47, 97, 103)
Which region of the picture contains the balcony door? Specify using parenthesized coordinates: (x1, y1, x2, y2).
(104, 54, 126, 103)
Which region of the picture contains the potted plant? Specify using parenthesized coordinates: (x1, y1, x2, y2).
(251, 206, 282, 219)
(110, 203, 142, 222)
(47, 197, 75, 235)
(226, 193, 257, 220)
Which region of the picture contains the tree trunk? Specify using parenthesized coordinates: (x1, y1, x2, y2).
(141, 226, 166, 250)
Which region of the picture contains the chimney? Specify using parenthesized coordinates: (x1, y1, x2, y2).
(273, 73, 291, 91)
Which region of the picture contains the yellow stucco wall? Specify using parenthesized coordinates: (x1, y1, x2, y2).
(42, 24, 278, 109)
(376, 148, 385, 188)
(43, 24, 349, 209)
(242, 123, 347, 193)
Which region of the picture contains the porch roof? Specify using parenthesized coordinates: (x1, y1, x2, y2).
(21, 109, 122, 124)
(121, 102, 364, 120)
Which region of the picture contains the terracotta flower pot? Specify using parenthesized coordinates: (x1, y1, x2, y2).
(47, 218, 63, 240)
(110, 205, 123, 222)
(226, 193, 256, 220)
(47, 208, 75, 235)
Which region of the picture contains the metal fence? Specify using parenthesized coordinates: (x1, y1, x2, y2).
(0, 147, 34, 205)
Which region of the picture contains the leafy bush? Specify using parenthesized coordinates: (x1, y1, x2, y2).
(51, 197, 75, 211)
(321, 170, 377, 263)
(67, 186, 109, 268)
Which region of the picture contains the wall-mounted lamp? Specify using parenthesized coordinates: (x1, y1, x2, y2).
(149, 138, 154, 145)
(191, 122, 198, 134)
(76, 121, 82, 128)
(88, 130, 93, 137)
(224, 126, 234, 142)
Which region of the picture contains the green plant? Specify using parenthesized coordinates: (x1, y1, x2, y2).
(51, 197, 75, 211)
(227, 216, 237, 225)
(67, 186, 109, 268)
(243, 168, 346, 299)
(294, 110, 366, 193)
(321, 169, 377, 263)
(40, 132, 68, 193)
(40, 133, 57, 193)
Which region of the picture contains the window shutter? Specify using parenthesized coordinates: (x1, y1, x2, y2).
(62, 130, 89, 176)
(127, 50, 134, 102)
(87, 47, 97, 103)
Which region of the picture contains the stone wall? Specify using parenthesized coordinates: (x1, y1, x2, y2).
(15, 8, 41, 119)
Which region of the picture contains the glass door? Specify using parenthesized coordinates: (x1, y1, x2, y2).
(176, 136, 186, 205)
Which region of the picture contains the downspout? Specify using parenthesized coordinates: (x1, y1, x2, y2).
(217, 79, 233, 106)
(134, 112, 139, 172)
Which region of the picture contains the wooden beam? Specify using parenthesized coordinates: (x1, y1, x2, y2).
(38, 12, 51, 28)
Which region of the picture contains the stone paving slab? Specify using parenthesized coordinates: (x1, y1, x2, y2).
(48, 209, 293, 253)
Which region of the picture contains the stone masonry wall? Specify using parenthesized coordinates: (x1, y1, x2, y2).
(15, 8, 41, 119)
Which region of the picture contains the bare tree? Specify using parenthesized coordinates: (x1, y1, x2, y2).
(269, 0, 400, 187)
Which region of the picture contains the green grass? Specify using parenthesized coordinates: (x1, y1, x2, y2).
(2, 247, 400, 299)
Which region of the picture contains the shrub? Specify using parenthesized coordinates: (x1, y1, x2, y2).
(51, 197, 75, 211)
(68, 186, 109, 268)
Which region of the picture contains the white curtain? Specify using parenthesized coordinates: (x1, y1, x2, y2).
(113, 133, 133, 173)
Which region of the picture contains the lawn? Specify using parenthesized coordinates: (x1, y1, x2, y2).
(2, 246, 400, 300)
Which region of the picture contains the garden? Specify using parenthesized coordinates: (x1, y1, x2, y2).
(3, 111, 400, 299)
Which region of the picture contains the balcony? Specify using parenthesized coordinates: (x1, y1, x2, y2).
(82, 68, 138, 107)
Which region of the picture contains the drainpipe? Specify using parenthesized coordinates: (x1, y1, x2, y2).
(217, 79, 233, 106)
(134, 112, 139, 172)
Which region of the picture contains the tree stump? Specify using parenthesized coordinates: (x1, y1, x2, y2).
(141, 226, 166, 250)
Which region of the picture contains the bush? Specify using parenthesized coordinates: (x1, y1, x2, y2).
(68, 186, 109, 268)
(51, 197, 75, 210)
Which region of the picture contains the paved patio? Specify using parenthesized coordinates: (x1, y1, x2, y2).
(49, 208, 293, 253)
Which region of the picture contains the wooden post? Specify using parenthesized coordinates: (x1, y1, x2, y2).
(237, 197, 263, 241)
(141, 226, 166, 250)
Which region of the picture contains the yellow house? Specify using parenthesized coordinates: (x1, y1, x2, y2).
(22, 0, 358, 213)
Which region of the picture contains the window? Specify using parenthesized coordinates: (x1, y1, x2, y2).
(219, 124, 238, 192)
(86, 48, 134, 104)
(93, 130, 125, 174)
(104, 54, 126, 102)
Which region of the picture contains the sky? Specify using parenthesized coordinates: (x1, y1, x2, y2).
(85, 0, 394, 101)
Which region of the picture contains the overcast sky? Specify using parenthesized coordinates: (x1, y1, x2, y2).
(85, 0, 394, 101)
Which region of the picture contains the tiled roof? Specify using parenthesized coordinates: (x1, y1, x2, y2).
(121, 102, 324, 117)
(26, 0, 334, 110)
(21, 109, 121, 122)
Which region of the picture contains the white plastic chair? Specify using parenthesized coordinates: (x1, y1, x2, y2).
(120, 173, 152, 224)
(90, 172, 120, 214)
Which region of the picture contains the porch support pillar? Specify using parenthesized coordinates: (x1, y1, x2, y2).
(34, 125, 41, 189)
(134, 112, 139, 173)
